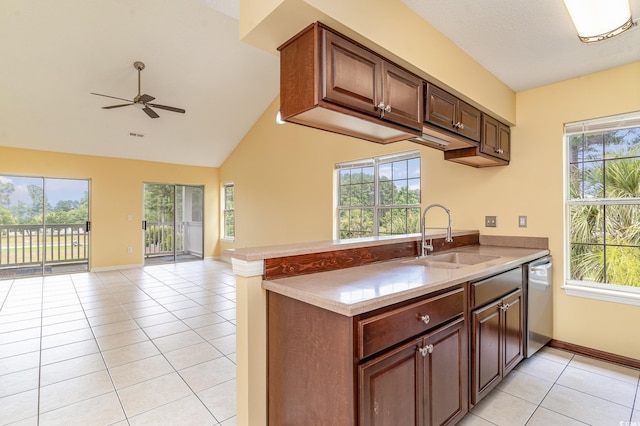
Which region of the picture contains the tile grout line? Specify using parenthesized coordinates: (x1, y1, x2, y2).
(69, 272, 132, 425)
(522, 351, 576, 425)
(37, 277, 44, 426)
(2, 261, 236, 425)
(98, 266, 233, 424)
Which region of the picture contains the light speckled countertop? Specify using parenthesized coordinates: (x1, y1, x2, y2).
(263, 245, 549, 317)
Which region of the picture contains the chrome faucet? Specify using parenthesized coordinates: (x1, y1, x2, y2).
(420, 203, 453, 257)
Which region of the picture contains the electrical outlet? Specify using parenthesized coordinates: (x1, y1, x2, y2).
(127, 247, 132, 253)
(485, 216, 497, 227)
(519, 216, 527, 227)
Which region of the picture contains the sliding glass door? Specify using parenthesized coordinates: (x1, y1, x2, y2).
(0, 175, 90, 277)
(143, 183, 203, 264)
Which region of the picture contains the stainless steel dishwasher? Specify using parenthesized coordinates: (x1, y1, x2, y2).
(525, 256, 553, 357)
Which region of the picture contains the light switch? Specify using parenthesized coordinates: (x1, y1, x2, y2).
(519, 216, 527, 227)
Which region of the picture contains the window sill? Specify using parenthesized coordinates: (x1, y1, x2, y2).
(562, 281, 640, 307)
(221, 237, 235, 242)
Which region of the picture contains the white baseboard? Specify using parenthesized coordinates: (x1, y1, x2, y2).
(90, 263, 143, 272)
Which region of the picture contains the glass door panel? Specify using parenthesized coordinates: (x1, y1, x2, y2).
(43, 178, 90, 274)
(0, 175, 90, 277)
(0, 176, 44, 277)
(143, 183, 203, 265)
(177, 185, 204, 261)
(144, 183, 176, 263)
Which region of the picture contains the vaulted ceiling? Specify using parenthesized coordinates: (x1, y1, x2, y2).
(1, 0, 639, 167)
(0, 0, 279, 168)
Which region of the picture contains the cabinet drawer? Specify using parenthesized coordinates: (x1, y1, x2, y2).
(357, 287, 464, 359)
(471, 267, 522, 309)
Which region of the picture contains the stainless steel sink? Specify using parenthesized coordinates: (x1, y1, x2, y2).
(426, 252, 500, 265)
(404, 252, 500, 269)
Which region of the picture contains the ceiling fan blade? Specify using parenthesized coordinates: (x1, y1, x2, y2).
(143, 106, 159, 119)
(148, 103, 186, 114)
(102, 103, 133, 109)
(138, 94, 155, 103)
(90, 92, 133, 103)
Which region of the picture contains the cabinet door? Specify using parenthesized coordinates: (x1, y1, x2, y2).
(481, 115, 510, 161)
(381, 62, 423, 131)
(498, 123, 511, 161)
(471, 299, 502, 405)
(424, 318, 468, 426)
(426, 84, 457, 131)
(323, 30, 381, 117)
(360, 337, 423, 426)
(457, 100, 481, 142)
(502, 290, 524, 376)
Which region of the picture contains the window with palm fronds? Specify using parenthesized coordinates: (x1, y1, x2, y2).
(567, 113, 640, 288)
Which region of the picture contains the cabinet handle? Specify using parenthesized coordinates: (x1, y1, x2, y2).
(500, 302, 511, 311)
(419, 314, 430, 325)
(377, 102, 386, 111)
(384, 105, 392, 113)
(498, 148, 504, 154)
(418, 344, 434, 357)
(453, 121, 464, 130)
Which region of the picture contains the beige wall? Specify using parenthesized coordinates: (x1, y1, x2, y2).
(516, 62, 640, 359)
(0, 147, 220, 268)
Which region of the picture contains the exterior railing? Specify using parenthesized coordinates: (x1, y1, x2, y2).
(144, 222, 183, 256)
(144, 221, 202, 257)
(0, 224, 89, 267)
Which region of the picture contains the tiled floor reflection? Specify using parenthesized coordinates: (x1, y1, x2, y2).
(460, 346, 640, 426)
(0, 260, 236, 426)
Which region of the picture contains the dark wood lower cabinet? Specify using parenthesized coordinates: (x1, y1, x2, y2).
(471, 289, 524, 405)
(359, 318, 467, 426)
(360, 336, 422, 425)
(268, 274, 525, 424)
(268, 288, 468, 426)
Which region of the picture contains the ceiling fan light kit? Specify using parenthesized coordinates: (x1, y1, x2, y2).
(91, 61, 186, 118)
(563, 0, 635, 43)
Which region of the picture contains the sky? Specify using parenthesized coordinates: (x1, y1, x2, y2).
(0, 175, 89, 207)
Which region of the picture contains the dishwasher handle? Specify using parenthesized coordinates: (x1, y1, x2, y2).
(530, 262, 552, 273)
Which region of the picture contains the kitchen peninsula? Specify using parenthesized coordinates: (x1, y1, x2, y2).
(226, 231, 549, 426)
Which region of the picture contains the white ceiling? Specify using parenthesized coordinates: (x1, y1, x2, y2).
(403, 0, 640, 92)
(0, 0, 279, 168)
(1, 1, 639, 167)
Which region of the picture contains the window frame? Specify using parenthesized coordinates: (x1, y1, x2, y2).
(222, 182, 234, 240)
(564, 111, 640, 306)
(336, 150, 421, 239)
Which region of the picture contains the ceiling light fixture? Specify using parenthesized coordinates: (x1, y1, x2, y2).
(563, 0, 634, 43)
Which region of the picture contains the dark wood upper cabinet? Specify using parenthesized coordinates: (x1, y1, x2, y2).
(426, 84, 481, 142)
(279, 22, 514, 167)
(323, 30, 382, 116)
(481, 115, 511, 162)
(279, 22, 422, 144)
(444, 114, 511, 167)
(382, 62, 424, 130)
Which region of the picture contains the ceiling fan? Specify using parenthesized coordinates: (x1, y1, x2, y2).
(91, 61, 185, 119)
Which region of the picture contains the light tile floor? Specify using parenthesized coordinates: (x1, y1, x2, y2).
(461, 346, 640, 426)
(0, 259, 237, 426)
(2, 259, 640, 426)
